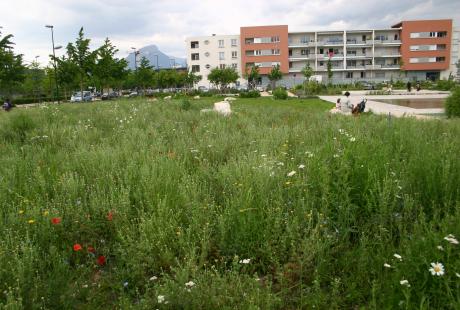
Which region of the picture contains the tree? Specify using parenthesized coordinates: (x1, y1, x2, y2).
(208, 67, 239, 92)
(0, 32, 26, 97)
(66, 27, 97, 98)
(245, 65, 260, 90)
(134, 57, 154, 94)
(55, 55, 79, 100)
(184, 71, 202, 92)
(21, 60, 45, 102)
(301, 63, 314, 93)
(93, 38, 128, 93)
(327, 57, 333, 84)
(267, 64, 283, 90)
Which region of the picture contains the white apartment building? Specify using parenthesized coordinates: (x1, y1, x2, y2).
(185, 34, 245, 88)
(286, 29, 402, 85)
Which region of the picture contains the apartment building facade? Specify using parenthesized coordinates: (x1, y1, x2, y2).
(185, 35, 245, 88)
(186, 19, 458, 88)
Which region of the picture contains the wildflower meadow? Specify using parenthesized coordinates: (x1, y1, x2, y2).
(0, 97, 459, 309)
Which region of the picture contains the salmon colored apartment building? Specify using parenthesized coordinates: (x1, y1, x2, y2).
(186, 19, 460, 88)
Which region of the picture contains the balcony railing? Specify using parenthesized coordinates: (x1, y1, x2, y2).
(346, 53, 369, 58)
(288, 41, 315, 47)
(373, 39, 401, 44)
(346, 65, 366, 69)
(365, 64, 382, 69)
(317, 40, 344, 46)
(346, 40, 369, 45)
(381, 65, 400, 69)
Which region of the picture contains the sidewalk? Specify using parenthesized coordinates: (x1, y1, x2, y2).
(319, 93, 447, 117)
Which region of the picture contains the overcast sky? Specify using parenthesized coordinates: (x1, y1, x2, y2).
(1, 0, 459, 66)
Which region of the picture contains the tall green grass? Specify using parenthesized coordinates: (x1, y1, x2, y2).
(0, 97, 459, 309)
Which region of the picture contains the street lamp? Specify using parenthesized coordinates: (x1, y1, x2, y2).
(45, 25, 60, 103)
(131, 47, 140, 70)
(154, 54, 159, 71)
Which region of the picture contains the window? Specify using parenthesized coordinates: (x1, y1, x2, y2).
(319, 61, 324, 66)
(219, 64, 226, 69)
(191, 65, 200, 72)
(191, 53, 199, 61)
(232, 51, 238, 59)
(272, 49, 280, 55)
(218, 40, 224, 48)
(289, 49, 292, 57)
(360, 72, 365, 78)
(300, 36, 309, 44)
(348, 50, 356, 56)
(436, 57, 446, 62)
(219, 52, 225, 60)
(191, 41, 199, 49)
(411, 31, 448, 38)
(289, 62, 293, 68)
(205, 64, 211, 69)
(375, 72, 385, 78)
(301, 49, 309, 56)
(232, 63, 238, 69)
(231, 39, 237, 47)
(346, 72, 353, 79)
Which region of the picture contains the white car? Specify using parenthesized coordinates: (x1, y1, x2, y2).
(70, 91, 92, 102)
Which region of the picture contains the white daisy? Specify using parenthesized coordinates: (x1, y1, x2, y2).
(298, 164, 305, 169)
(185, 281, 195, 287)
(157, 295, 165, 304)
(429, 262, 445, 276)
(287, 171, 296, 177)
(444, 234, 459, 245)
(239, 259, 251, 264)
(384, 263, 392, 268)
(394, 253, 402, 261)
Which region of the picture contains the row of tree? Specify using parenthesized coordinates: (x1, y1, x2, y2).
(1, 26, 321, 101)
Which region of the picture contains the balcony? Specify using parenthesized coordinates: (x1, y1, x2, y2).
(365, 64, 382, 70)
(288, 41, 315, 48)
(317, 40, 344, 46)
(289, 55, 312, 61)
(346, 66, 366, 70)
(373, 39, 401, 45)
(317, 53, 344, 59)
(381, 65, 400, 69)
(374, 53, 401, 57)
(346, 53, 371, 59)
(346, 40, 372, 46)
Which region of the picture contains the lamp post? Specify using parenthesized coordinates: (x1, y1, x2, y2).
(131, 47, 140, 70)
(45, 25, 61, 103)
(154, 54, 159, 71)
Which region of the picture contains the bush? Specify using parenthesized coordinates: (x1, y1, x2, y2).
(180, 98, 191, 111)
(239, 90, 261, 98)
(273, 87, 288, 100)
(445, 87, 460, 118)
(435, 79, 457, 91)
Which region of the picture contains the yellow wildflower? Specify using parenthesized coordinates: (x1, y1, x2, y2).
(19, 210, 25, 214)
(28, 219, 35, 224)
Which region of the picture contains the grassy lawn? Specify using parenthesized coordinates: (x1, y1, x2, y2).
(0, 97, 459, 309)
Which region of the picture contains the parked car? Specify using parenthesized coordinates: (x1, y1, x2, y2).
(101, 92, 118, 100)
(198, 86, 209, 92)
(70, 91, 92, 103)
(361, 82, 375, 90)
(128, 91, 138, 98)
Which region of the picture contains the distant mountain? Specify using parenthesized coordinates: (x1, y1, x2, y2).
(125, 45, 186, 70)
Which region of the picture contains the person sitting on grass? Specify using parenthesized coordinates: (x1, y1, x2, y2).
(352, 98, 367, 115)
(340, 91, 353, 114)
(2, 98, 13, 112)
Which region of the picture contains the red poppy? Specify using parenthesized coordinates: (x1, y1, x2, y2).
(87, 246, 96, 253)
(73, 244, 82, 251)
(107, 211, 113, 221)
(51, 217, 61, 225)
(97, 255, 106, 266)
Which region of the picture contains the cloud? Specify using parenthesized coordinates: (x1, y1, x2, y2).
(0, 0, 458, 65)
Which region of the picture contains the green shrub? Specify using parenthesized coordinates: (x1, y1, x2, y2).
(446, 87, 460, 118)
(180, 98, 191, 111)
(435, 79, 457, 91)
(273, 87, 288, 100)
(239, 90, 261, 98)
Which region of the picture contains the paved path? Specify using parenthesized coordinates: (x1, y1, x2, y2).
(319, 93, 447, 117)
